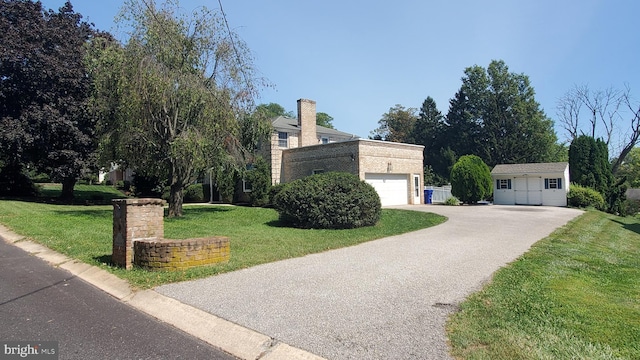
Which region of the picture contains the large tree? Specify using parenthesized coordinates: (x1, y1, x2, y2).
(370, 104, 417, 142)
(92, 0, 264, 217)
(0, 0, 98, 199)
(445, 60, 557, 168)
(411, 97, 452, 181)
(557, 85, 640, 174)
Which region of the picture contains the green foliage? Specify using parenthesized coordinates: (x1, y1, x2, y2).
(274, 172, 381, 229)
(370, 104, 418, 142)
(90, 0, 264, 216)
(444, 196, 460, 206)
(569, 135, 613, 195)
(0, 163, 39, 197)
(244, 157, 271, 207)
(184, 184, 205, 203)
(567, 183, 605, 210)
(0, 1, 99, 199)
(268, 183, 287, 206)
(132, 173, 164, 198)
(316, 112, 335, 129)
(450, 155, 492, 204)
(617, 146, 640, 187)
(413, 97, 452, 180)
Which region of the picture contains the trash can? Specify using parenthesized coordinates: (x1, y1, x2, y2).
(424, 189, 433, 204)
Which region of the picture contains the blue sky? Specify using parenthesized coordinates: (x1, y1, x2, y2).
(40, 0, 640, 141)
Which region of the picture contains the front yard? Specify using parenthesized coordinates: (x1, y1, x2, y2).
(0, 185, 445, 288)
(447, 210, 640, 359)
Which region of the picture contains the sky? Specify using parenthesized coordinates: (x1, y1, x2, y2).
(39, 0, 640, 141)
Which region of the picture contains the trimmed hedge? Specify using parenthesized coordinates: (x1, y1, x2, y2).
(567, 183, 605, 210)
(273, 172, 381, 229)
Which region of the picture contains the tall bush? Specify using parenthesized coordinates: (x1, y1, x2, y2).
(244, 156, 271, 207)
(450, 155, 492, 204)
(273, 172, 381, 229)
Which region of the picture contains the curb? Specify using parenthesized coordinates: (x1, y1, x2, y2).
(0, 224, 325, 360)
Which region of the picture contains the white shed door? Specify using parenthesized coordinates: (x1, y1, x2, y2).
(514, 176, 542, 205)
(365, 173, 408, 206)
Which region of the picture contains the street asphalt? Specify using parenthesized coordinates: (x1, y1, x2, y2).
(0, 234, 235, 360)
(156, 204, 583, 360)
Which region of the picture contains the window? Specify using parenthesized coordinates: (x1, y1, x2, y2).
(278, 132, 288, 148)
(544, 178, 562, 189)
(243, 179, 253, 193)
(321, 137, 330, 144)
(497, 179, 512, 189)
(312, 169, 325, 175)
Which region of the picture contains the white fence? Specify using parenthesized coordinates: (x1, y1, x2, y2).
(425, 185, 453, 204)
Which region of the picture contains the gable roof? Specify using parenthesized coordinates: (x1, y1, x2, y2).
(491, 162, 569, 175)
(271, 116, 358, 139)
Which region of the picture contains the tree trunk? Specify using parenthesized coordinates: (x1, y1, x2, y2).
(60, 177, 76, 200)
(167, 183, 184, 217)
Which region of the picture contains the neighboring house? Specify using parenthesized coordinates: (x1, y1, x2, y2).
(259, 99, 424, 206)
(491, 162, 569, 206)
(99, 163, 134, 185)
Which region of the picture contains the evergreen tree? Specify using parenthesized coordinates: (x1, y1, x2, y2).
(568, 135, 613, 195)
(450, 155, 492, 204)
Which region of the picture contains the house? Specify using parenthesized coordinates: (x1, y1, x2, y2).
(491, 162, 569, 206)
(259, 99, 425, 206)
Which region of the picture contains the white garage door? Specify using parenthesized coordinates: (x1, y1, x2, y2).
(514, 176, 543, 205)
(365, 173, 408, 206)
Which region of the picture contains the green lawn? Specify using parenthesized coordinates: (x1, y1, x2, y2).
(447, 210, 640, 359)
(0, 185, 445, 288)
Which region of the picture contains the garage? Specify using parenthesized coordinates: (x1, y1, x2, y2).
(365, 173, 408, 206)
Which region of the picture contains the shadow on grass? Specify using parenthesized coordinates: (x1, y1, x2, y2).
(611, 218, 640, 236)
(163, 206, 233, 219)
(2, 188, 127, 206)
(93, 254, 114, 266)
(53, 208, 113, 219)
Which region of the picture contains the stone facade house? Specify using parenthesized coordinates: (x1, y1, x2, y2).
(258, 99, 424, 206)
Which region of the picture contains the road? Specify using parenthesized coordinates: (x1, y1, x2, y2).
(0, 238, 236, 360)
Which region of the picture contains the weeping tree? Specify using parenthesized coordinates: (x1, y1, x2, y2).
(90, 0, 266, 216)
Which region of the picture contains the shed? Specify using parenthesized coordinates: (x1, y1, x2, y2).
(491, 162, 569, 206)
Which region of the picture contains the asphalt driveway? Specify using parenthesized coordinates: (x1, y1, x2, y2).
(157, 205, 583, 360)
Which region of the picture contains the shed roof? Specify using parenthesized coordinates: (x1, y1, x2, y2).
(272, 116, 358, 139)
(491, 162, 568, 175)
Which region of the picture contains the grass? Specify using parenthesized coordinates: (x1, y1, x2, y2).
(446, 210, 640, 360)
(0, 185, 446, 288)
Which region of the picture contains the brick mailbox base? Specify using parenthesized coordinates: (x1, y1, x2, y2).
(134, 237, 230, 271)
(112, 198, 229, 271)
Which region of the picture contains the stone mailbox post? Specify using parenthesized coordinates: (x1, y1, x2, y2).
(112, 198, 165, 269)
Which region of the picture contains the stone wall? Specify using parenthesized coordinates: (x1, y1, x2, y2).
(112, 199, 229, 271)
(133, 237, 230, 271)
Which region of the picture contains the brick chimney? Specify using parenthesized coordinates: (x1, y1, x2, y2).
(297, 99, 317, 147)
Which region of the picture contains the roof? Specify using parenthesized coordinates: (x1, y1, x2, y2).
(491, 162, 569, 175)
(271, 116, 358, 139)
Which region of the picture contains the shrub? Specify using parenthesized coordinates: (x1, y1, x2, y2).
(273, 172, 381, 229)
(450, 155, 492, 204)
(0, 163, 39, 197)
(444, 196, 460, 206)
(184, 184, 205, 203)
(133, 174, 164, 198)
(268, 183, 287, 206)
(567, 183, 605, 210)
(244, 156, 271, 207)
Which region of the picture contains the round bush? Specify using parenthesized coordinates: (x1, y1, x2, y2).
(273, 172, 381, 229)
(450, 155, 492, 204)
(567, 183, 605, 210)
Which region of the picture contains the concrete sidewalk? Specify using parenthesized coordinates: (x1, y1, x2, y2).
(156, 205, 583, 360)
